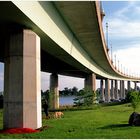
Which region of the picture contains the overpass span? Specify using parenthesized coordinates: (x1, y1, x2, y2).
(0, 1, 139, 129)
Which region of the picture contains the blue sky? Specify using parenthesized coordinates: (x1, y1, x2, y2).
(0, 1, 140, 91)
(102, 1, 140, 77)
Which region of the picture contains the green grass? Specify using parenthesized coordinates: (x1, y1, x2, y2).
(0, 103, 140, 139)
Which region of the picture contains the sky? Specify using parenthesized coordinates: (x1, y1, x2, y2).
(102, 1, 140, 77)
(0, 1, 140, 91)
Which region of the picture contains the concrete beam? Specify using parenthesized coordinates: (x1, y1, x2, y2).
(4, 29, 41, 129)
(50, 73, 59, 109)
(105, 79, 110, 102)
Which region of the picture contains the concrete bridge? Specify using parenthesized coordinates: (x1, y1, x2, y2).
(0, 1, 139, 129)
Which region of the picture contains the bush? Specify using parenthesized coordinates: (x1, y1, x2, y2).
(73, 89, 96, 106)
(128, 91, 140, 111)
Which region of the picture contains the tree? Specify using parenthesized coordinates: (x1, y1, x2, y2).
(60, 87, 79, 96)
(71, 87, 78, 96)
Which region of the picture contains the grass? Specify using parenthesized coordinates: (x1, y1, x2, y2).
(0, 103, 140, 139)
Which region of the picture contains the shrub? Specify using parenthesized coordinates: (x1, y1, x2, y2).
(73, 89, 96, 106)
(128, 91, 140, 112)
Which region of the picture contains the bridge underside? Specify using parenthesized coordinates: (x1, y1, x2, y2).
(0, 1, 104, 79)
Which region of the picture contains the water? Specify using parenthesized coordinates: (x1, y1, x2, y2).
(59, 96, 76, 105)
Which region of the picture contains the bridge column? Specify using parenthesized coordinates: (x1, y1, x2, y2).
(85, 73, 96, 103)
(134, 82, 137, 91)
(100, 79, 105, 101)
(127, 81, 131, 93)
(111, 80, 115, 100)
(50, 73, 59, 109)
(114, 80, 119, 100)
(119, 81, 122, 99)
(122, 81, 125, 99)
(4, 29, 41, 129)
(85, 73, 96, 91)
(105, 79, 110, 102)
(120, 80, 125, 99)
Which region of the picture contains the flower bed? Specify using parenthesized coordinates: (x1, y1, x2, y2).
(0, 128, 40, 134)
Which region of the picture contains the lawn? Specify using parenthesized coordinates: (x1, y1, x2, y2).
(0, 103, 140, 139)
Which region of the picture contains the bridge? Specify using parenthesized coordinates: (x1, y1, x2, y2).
(0, 1, 139, 129)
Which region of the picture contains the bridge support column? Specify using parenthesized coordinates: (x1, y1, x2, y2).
(127, 81, 131, 93)
(114, 80, 119, 100)
(122, 81, 125, 99)
(111, 80, 115, 100)
(50, 73, 59, 109)
(105, 79, 110, 102)
(119, 81, 122, 99)
(4, 29, 41, 129)
(85, 73, 96, 91)
(100, 79, 105, 101)
(134, 82, 137, 91)
(120, 80, 125, 99)
(85, 73, 96, 103)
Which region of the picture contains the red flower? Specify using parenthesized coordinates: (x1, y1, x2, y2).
(0, 128, 40, 134)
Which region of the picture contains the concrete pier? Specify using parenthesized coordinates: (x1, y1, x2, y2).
(114, 80, 118, 100)
(85, 73, 96, 103)
(4, 29, 41, 129)
(134, 82, 137, 91)
(50, 73, 59, 109)
(85, 73, 96, 91)
(100, 79, 105, 101)
(127, 81, 131, 94)
(105, 79, 110, 102)
(111, 80, 115, 100)
(120, 80, 125, 99)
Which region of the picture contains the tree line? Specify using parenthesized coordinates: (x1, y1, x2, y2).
(42, 86, 79, 97)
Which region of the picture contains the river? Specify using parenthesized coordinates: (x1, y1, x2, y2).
(59, 96, 76, 105)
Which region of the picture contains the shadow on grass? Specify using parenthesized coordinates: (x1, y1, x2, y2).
(98, 124, 130, 129)
(100, 102, 127, 107)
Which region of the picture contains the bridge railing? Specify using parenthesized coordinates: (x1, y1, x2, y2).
(98, 1, 105, 21)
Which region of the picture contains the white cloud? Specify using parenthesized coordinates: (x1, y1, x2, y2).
(113, 46, 140, 77)
(59, 75, 84, 90)
(103, 1, 140, 39)
(103, 1, 140, 79)
(41, 72, 50, 91)
(109, 20, 140, 38)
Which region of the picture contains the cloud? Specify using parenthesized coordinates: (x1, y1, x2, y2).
(59, 75, 84, 90)
(107, 19, 140, 39)
(103, 1, 140, 79)
(113, 46, 140, 77)
(41, 72, 50, 91)
(103, 1, 140, 40)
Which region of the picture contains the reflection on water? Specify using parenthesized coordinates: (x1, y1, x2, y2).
(59, 96, 76, 105)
